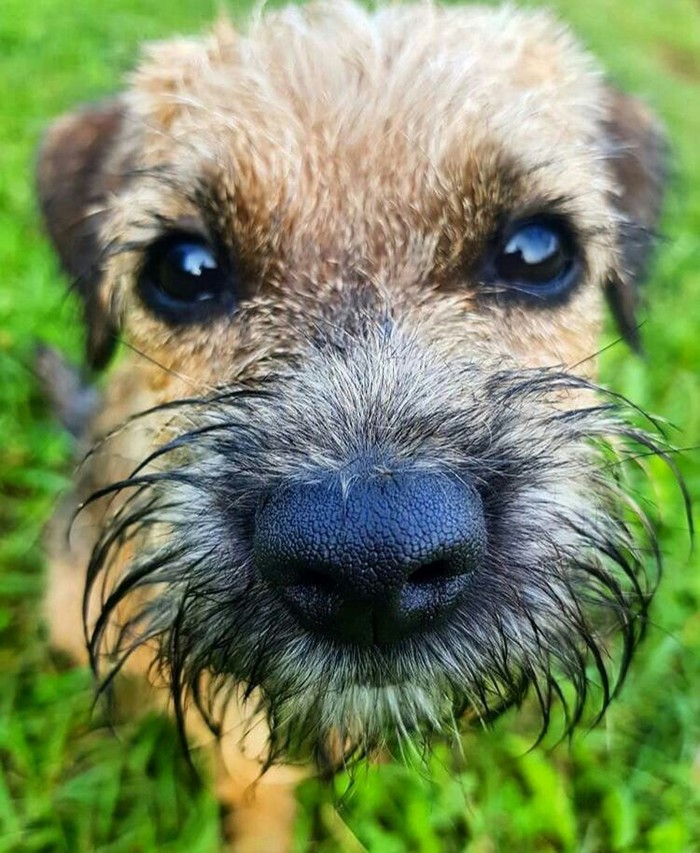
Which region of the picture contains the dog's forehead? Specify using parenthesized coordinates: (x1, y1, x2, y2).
(125, 2, 609, 229)
(102, 3, 616, 384)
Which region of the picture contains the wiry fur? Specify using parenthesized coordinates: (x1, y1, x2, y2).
(83, 319, 665, 765)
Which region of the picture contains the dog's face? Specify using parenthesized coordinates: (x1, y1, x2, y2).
(38, 3, 668, 762)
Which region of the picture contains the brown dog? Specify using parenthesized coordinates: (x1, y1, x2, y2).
(36, 2, 669, 849)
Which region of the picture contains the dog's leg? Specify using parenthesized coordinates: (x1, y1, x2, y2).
(43, 500, 94, 664)
(217, 765, 300, 853)
(46, 498, 301, 852)
(189, 703, 304, 852)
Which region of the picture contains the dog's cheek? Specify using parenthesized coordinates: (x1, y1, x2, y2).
(489, 287, 604, 376)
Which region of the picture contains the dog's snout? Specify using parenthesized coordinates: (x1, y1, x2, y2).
(253, 471, 486, 646)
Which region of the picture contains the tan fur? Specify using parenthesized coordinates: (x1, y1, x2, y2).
(41, 3, 663, 850)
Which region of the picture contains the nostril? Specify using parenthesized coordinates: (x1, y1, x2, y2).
(408, 559, 456, 586)
(293, 567, 337, 594)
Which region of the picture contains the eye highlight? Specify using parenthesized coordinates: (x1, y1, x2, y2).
(487, 217, 579, 299)
(138, 233, 237, 322)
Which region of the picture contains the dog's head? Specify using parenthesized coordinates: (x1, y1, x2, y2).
(37, 2, 672, 763)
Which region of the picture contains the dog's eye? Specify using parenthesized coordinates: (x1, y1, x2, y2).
(139, 234, 236, 321)
(492, 218, 578, 298)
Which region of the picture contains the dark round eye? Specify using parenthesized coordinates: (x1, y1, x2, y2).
(492, 218, 578, 298)
(139, 233, 236, 321)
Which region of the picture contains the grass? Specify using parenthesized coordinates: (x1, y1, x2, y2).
(1, 0, 699, 850)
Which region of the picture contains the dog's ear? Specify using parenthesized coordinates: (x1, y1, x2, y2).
(603, 88, 668, 352)
(36, 99, 125, 369)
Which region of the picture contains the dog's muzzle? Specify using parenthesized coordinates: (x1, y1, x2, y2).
(254, 469, 486, 646)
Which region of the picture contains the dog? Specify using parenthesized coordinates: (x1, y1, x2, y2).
(36, 2, 673, 849)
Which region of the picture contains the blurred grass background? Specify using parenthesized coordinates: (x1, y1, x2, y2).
(1, 0, 699, 850)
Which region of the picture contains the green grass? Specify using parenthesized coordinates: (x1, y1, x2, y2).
(1, 0, 699, 850)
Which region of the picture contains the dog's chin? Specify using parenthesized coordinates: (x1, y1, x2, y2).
(221, 626, 504, 764)
(257, 671, 462, 764)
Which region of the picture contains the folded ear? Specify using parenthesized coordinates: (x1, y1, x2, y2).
(36, 99, 125, 369)
(603, 88, 669, 351)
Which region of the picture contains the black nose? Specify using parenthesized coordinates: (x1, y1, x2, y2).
(253, 471, 486, 646)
